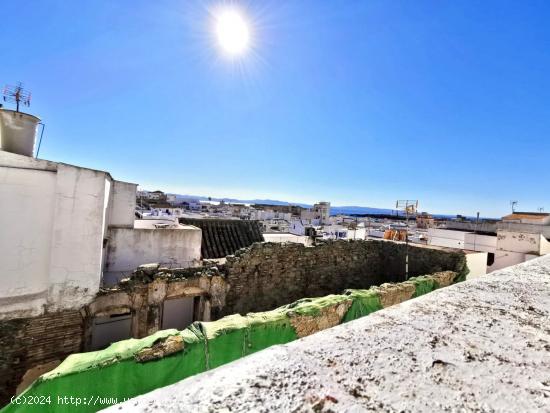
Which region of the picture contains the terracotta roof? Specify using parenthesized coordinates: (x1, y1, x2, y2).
(178, 218, 264, 259)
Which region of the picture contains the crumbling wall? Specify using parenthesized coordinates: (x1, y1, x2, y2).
(4, 271, 457, 413)
(0, 241, 466, 407)
(87, 265, 224, 343)
(0, 267, 222, 407)
(0, 311, 83, 406)
(222, 240, 466, 315)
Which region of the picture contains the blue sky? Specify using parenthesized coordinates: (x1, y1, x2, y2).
(2, 1, 550, 217)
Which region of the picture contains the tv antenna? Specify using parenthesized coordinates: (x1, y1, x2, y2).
(3, 82, 31, 112)
(396, 200, 418, 280)
(510, 200, 518, 213)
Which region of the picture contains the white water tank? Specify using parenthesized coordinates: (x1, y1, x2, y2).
(0, 108, 40, 157)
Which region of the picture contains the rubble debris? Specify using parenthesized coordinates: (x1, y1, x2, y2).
(290, 301, 352, 338)
(376, 283, 416, 308)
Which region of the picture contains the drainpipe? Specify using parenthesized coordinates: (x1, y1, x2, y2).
(35, 122, 46, 157)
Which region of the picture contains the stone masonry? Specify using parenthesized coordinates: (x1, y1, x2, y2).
(221, 240, 467, 315)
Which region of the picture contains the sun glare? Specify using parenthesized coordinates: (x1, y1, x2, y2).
(215, 9, 250, 56)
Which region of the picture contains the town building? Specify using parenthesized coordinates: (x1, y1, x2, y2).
(313, 201, 331, 224)
(1, 105, 533, 410)
(428, 212, 550, 272)
(416, 212, 435, 229)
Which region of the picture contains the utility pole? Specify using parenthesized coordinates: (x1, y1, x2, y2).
(367, 216, 371, 239)
(396, 200, 418, 281)
(473, 212, 480, 251)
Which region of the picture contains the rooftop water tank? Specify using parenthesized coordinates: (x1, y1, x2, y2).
(0, 108, 40, 157)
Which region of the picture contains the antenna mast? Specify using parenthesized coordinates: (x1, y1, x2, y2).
(396, 200, 418, 281)
(3, 82, 32, 112)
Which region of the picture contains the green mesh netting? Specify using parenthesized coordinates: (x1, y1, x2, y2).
(342, 289, 383, 322)
(408, 276, 439, 297)
(245, 309, 297, 355)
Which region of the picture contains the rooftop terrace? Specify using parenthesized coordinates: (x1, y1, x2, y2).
(105, 255, 550, 412)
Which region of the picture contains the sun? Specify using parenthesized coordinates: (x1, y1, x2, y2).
(215, 9, 250, 56)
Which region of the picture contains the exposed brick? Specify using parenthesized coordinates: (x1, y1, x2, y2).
(0, 311, 83, 406)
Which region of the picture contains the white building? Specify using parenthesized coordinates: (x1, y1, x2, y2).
(313, 201, 331, 225)
(0, 108, 201, 319)
(263, 233, 313, 246)
(299, 202, 331, 226)
(1, 150, 136, 318)
(250, 209, 291, 222)
(103, 217, 201, 285)
(137, 190, 166, 201)
(428, 212, 550, 273)
(319, 223, 367, 241)
(288, 219, 307, 236)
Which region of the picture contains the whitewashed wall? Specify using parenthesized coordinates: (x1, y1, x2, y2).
(540, 235, 550, 255)
(497, 231, 541, 255)
(463, 233, 497, 253)
(465, 252, 488, 279)
(263, 233, 312, 246)
(103, 227, 202, 285)
(490, 250, 526, 272)
(0, 152, 137, 319)
(46, 164, 110, 311)
(0, 165, 56, 317)
(427, 228, 466, 249)
(109, 180, 137, 228)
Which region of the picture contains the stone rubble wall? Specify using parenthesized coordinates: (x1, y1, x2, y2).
(222, 240, 467, 315)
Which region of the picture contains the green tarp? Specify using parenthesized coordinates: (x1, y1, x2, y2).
(3, 274, 454, 413)
(342, 289, 383, 322)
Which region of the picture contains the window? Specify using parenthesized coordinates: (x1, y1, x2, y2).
(162, 297, 195, 330)
(91, 312, 132, 350)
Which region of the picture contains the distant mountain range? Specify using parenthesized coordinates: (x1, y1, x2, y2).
(172, 193, 310, 208)
(169, 193, 458, 218)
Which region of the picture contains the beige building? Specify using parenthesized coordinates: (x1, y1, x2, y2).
(313, 201, 331, 225)
(416, 212, 435, 229)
